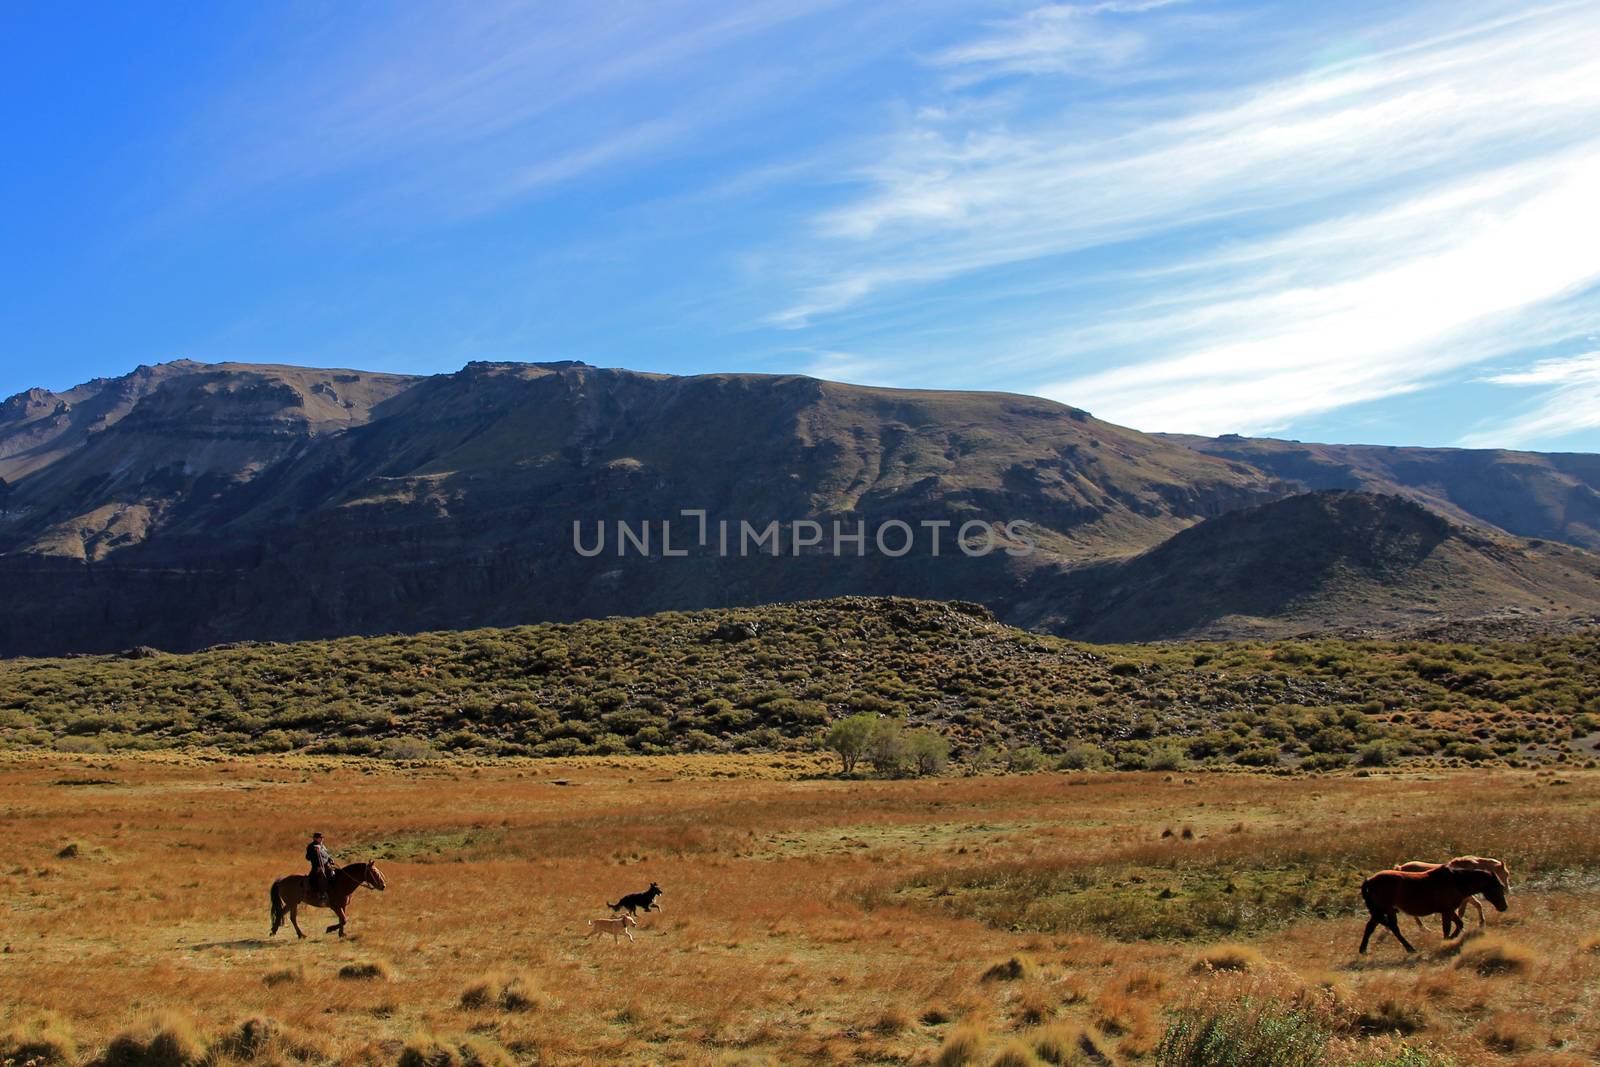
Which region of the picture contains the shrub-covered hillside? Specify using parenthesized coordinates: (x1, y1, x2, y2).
(1, 597, 1596, 769)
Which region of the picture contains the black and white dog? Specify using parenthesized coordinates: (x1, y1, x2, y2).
(607, 881, 663, 917)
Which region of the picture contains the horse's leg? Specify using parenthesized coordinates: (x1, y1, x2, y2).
(327, 905, 347, 936)
(1359, 915, 1381, 954)
(625, 927, 634, 942)
(289, 903, 305, 939)
(1468, 896, 1485, 927)
(1386, 913, 1415, 953)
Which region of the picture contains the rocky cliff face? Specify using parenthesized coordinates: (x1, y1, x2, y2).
(1, 359, 1596, 654)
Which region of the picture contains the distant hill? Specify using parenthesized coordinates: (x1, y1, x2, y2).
(2, 596, 1596, 769)
(1028, 491, 1600, 640)
(1, 359, 1597, 654)
(1163, 433, 1600, 551)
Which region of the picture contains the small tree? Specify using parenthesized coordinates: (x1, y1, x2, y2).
(907, 728, 950, 777)
(866, 718, 910, 777)
(825, 713, 877, 775)
(964, 744, 999, 776)
(1004, 743, 1045, 773)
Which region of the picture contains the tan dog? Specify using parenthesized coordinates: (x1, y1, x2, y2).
(1395, 856, 1510, 930)
(587, 913, 639, 943)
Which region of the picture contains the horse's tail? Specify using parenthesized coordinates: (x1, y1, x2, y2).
(1359, 874, 1378, 916)
(270, 878, 286, 937)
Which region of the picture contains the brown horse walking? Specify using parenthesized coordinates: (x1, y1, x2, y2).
(1358, 864, 1507, 954)
(270, 861, 386, 939)
(1394, 856, 1511, 930)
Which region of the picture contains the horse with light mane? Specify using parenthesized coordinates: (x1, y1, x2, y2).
(1394, 856, 1510, 931)
(1358, 864, 1507, 954)
(270, 861, 387, 939)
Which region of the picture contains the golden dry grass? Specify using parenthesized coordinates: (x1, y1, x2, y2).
(1, 753, 1598, 1065)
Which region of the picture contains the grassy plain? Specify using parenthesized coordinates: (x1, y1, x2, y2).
(3, 753, 1598, 1065)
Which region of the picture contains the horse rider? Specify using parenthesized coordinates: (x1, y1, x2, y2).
(306, 832, 334, 898)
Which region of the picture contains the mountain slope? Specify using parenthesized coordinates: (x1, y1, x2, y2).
(1164, 433, 1600, 551)
(0, 359, 1283, 655)
(0, 361, 418, 561)
(3, 359, 1597, 655)
(1032, 491, 1600, 641)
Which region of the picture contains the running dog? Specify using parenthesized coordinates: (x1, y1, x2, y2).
(587, 913, 638, 943)
(607, 881, 663, 917)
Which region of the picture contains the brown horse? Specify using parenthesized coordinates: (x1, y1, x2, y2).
(1358, 864, 1507, 954)
(270, 861, 386, 939)
(1395, 856, 1510, 930)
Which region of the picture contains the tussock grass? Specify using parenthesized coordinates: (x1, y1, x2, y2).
(211, 1015, 328, 1062)
(213, 1016, 281, 1060)
(1092, 987, 1149, 1037)
(1, 1013, 76, 1066)
(261, 964, 302, 987)
(1192, 944, 1264, 973)
(459, 969, 541, 1013)
(336, 958, 395, 982)
(871, 1006, 914, 1035)
(1351, 994, 1429, 1036)
(1453, 936, 1536, 976)
(981, 954, 1039, 983)
(1015, 985, 1055, 1026)
(989, 1037, 1042, 1066)
(1030, 1023, 1088, 1066)
(397, 1032, 514, 1067)
(935, 1024, 988, 1067)
(100, 1012, 207, 1067)
(1475, 1012, 1540, 1054)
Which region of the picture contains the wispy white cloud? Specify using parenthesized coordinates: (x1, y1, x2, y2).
(771, 1, 1600, 441)
(187, 0, 881, 219)
(1042, 149, 1600, 433)
(794, 348, 897, 386)
(1460, 350, 1600, 446)
(931, 1, 1183, 82)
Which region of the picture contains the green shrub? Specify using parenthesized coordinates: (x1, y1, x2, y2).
(1056, 742, 1109, 771)
(1156, 996, 1329, 1067)
(1147, 743, 1192, 771)
(1005, 744, 1046, 773)
(1357, 741, 1398, 767)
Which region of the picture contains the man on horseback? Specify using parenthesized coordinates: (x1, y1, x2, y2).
(305, 832, 334, 903)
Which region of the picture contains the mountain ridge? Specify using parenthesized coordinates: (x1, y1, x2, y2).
(2, 358, 1597, 654)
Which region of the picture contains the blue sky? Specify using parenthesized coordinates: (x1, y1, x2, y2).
(3, 1, 1598, 451)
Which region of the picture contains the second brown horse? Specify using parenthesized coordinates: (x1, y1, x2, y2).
(1358, 864, 1507, 954)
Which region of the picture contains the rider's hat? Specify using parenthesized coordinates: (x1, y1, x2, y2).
(312, 831, 324, 838)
